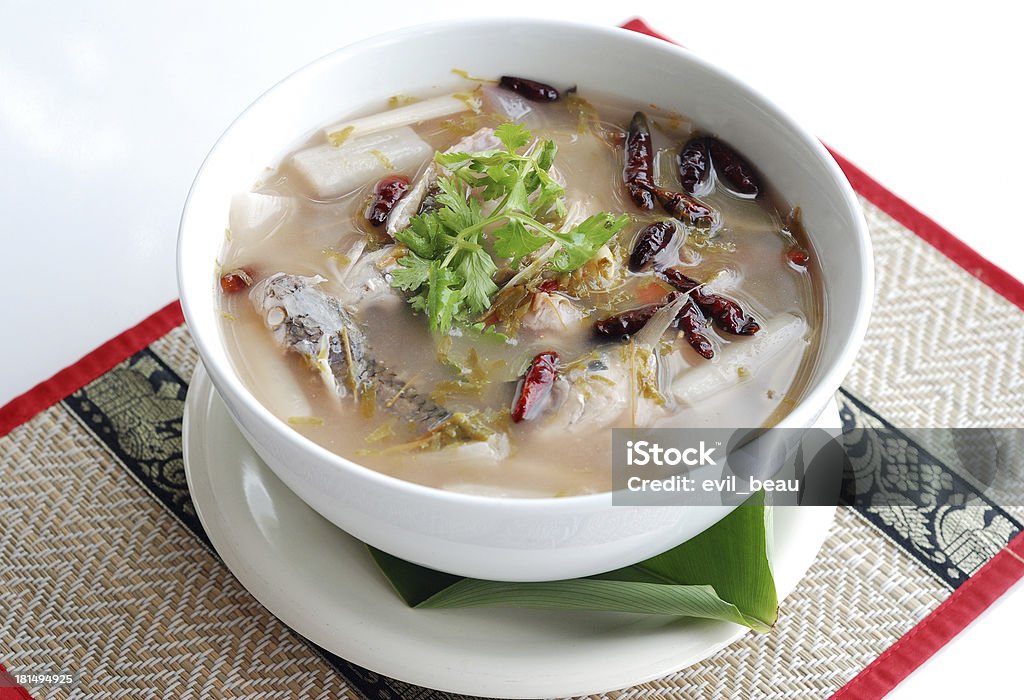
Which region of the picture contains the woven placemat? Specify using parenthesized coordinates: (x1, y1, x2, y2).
(4, 26, 1024, 700)
(2, 196, 1021, 700)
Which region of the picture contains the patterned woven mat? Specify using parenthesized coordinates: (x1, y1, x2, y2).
(2, 182, 1023, 699)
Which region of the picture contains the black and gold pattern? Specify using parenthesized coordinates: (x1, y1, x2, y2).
(63, 350, 206, 544)
(837, 389, 1021, 588)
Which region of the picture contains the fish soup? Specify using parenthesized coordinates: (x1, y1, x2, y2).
(217, 75, 822, 497)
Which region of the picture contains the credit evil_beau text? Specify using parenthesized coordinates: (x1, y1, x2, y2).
(623, 439, 799, 494)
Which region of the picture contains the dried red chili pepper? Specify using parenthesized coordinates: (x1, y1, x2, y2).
(537, 278, 561, 293)
(676, 297, 715, 359)
(657, 267, 760, 336)
(595, 291, 716, 359)
(594, 302, 662, 341)
(787, 248, 809, 267)
(499, 76, 560, 102)
(678, 137, 712, 196)
(655, 267, 699, 293)
(650, 185, 717, 229)
(220, 266, 255, 294)
(511, 351, 560, 422)
(365, 175, 410, 227)
(628, 220, 676, 272)
(623, 111, 655, 210)
(783, 208, 811, 267)
(708, 138, 761, 198)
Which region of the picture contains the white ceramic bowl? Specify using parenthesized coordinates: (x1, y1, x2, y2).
(178, 19, 872, 581)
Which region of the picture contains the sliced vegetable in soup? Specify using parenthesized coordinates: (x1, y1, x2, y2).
(217, 74, 822, 497)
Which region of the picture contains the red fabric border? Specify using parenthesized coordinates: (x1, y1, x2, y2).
(830, 532, 1024, 699)
(0, 300, 184, 438)
(0, 664, 35, 700)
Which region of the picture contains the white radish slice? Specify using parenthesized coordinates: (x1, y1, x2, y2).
(480, 85, 550, 130)
(288, 126, 432, 199)
(323, 94, 473, 142)
(481, 85, 533, 120)
(672, 313, 808, 406)
(228, 192, 290, 244)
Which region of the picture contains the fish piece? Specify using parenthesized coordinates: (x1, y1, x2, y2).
(386, 127, 502, 236)
(540, 331, 681, 433)
(385, 168, 435, 237)
(289, 127, 432, 199)
(521, 292, 585, 333)
(338, 244, 402, 306)
(543, 355, 630, 431)
(566, 240, 620, 296)
(250, 273, 477, 438)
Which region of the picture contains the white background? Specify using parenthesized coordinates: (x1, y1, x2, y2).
(2, 0, 1021, 695)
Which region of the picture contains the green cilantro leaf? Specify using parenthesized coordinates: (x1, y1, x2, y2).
(495, 122, 531, 152)
(434, 178, 483, 232)
(389, 121, 628, 335)
(395, 212, 446, 259)
(503, 176, 530, 213)
(425, 263, 464, 333)
(492, 219, 547, 262)
(549, 213, 631, 272)
(535, 139, 557, 172)
(390, 251, 432, 291)
(457, 245, 499, 313)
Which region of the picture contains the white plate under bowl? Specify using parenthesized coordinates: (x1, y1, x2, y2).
(183, 362, 838, 698)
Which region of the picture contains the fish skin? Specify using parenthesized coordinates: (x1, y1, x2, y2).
(250, 273, 452, 432)
(386, 127, 502, 237)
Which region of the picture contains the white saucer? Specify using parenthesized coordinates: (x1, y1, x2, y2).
(183, 363, 838, 698)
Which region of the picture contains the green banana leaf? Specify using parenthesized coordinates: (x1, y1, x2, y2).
(369, 491, 777, 632)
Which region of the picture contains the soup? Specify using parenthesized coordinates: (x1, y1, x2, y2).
(217, 75, 821, 497)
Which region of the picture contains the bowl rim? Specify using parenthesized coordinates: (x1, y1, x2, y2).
(177, 16, 874, 510)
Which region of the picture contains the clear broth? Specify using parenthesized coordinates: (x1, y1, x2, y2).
(218, 86, 823, 497)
